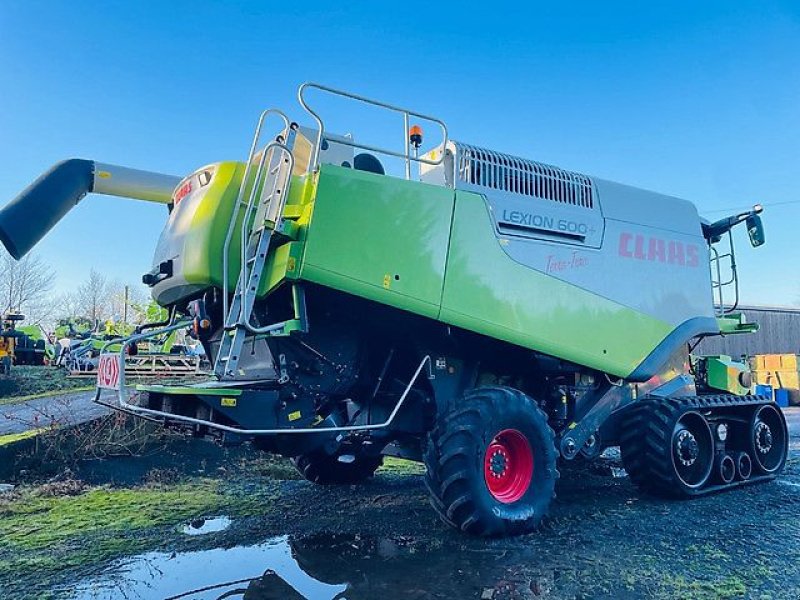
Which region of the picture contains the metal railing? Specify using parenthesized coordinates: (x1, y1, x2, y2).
(221, 109, 291, 325)
(98, 344, 432, 436)
(235, 140, 295, 333)
(298, 82, 449, 179)
(709, 230, 740, 315)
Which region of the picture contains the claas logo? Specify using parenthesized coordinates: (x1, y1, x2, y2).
(618, 232, 700, 267)
(173, 180, 193, 206)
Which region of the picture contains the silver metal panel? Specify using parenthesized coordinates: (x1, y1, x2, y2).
(421, 140, 715, 326)
(593, 178, 702, 237)
(497, 213, 715, 325)
(150, 164, 219, 305)
(93, 162, 180, 204)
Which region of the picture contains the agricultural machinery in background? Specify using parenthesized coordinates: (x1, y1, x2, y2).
(0, 312, 53, 374)
(0, 83, 788, 536)
(53, 317, 204, 378)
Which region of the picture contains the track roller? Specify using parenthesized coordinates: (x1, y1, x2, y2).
(735, 451, 752, 480)
(717, 454, 735, 484)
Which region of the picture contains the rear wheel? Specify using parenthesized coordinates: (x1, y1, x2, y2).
(292, 449, 383, 485)
(424, 386, 559, 536)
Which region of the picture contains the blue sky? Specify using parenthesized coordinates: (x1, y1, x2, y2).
(1, 0, 798, 306)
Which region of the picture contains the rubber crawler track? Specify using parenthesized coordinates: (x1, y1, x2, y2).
(620, 394, 784, 498)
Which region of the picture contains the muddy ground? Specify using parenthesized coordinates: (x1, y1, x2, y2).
(0, 409, 798, 600)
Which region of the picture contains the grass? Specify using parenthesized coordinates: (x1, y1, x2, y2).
(379, 456, 426, 475)
(0, 366, 93, 406)
(0, 476, 278, 599)
(0, 429, 46, 446)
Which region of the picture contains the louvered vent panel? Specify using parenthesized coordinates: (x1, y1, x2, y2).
(454, 142, 594, 208)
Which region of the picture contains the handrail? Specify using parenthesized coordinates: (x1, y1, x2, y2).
(708, 230, 739, 315)
(236, 140, 294, 332)
(297, 82, 448, 177)
(100, 351, 432, 436)
(221, 109, 290, 326)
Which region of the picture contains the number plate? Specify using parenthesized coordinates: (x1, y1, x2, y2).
(97, 354, 121, 390)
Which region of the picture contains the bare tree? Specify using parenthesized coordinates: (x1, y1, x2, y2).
(55, 291, 84, 321)
(0, 250, 55, 324)
(76, 268, 112, 326)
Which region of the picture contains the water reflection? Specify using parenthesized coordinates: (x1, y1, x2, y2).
(71, 536, 347, 600)
(71, 534, 524, 600)
(182, 516, 233, 536)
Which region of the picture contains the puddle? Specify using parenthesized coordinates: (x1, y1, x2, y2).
(67, 534, 560, 600)
(609, 467, 628, 479)
(181, 516, 232, 536)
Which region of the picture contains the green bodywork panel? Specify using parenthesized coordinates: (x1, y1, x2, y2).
(299, 165, 454, 319)
(438, 192, 673, 377)
(17, 325, 43, 341)
(181, 161, 246, 290)
(717, 313, 759, 335)
(137, 384, 243, 397)
(702, 355, 751, 395)
(166, 162, 689, 378)
(176, 161, 310, 294)
(290, 169, 672, 377)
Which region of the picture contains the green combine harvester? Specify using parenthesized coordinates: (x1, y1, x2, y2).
(0, 84, 788, 535)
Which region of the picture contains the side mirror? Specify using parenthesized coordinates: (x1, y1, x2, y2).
(746, 213, 765, 247)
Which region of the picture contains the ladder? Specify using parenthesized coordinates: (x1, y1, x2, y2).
(214, 122, 297, 379)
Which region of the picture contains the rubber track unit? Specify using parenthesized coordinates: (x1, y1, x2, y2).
(292, 451, 383, 485)
(620, 394, 780, 498)
(423, 386, 559, 536)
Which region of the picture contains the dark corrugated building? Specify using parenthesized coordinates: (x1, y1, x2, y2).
(697, 305, 800, 358)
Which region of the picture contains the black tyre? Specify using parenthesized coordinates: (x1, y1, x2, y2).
(621, 398, 715, 498)
(292, 450, 383, 485)
(423, 386, 559, 536)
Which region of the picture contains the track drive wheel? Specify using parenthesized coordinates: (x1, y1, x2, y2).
(292, 450, 383, 485)
(749, 404, 788, 475)
(621, 398, 715, 497)
(424, 386, 559, 536)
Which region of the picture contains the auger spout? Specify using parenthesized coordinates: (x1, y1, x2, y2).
(0, 159, 180, 259)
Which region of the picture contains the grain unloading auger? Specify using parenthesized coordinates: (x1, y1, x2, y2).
(0, 83, 787, 536)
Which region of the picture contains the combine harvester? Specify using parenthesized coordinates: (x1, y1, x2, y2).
(0, 84, 787, 535)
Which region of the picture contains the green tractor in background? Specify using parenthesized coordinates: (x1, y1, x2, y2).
(0, 83, 788, 536)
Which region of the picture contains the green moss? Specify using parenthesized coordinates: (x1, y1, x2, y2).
(0, 477, 272, 595)
(379, 456, 426, 475)
(659, 573, 748, 599)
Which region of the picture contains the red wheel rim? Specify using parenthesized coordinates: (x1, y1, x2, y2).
(483, 429, 534, 503)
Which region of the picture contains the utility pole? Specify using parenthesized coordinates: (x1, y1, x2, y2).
(123, 285, 129, 324)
